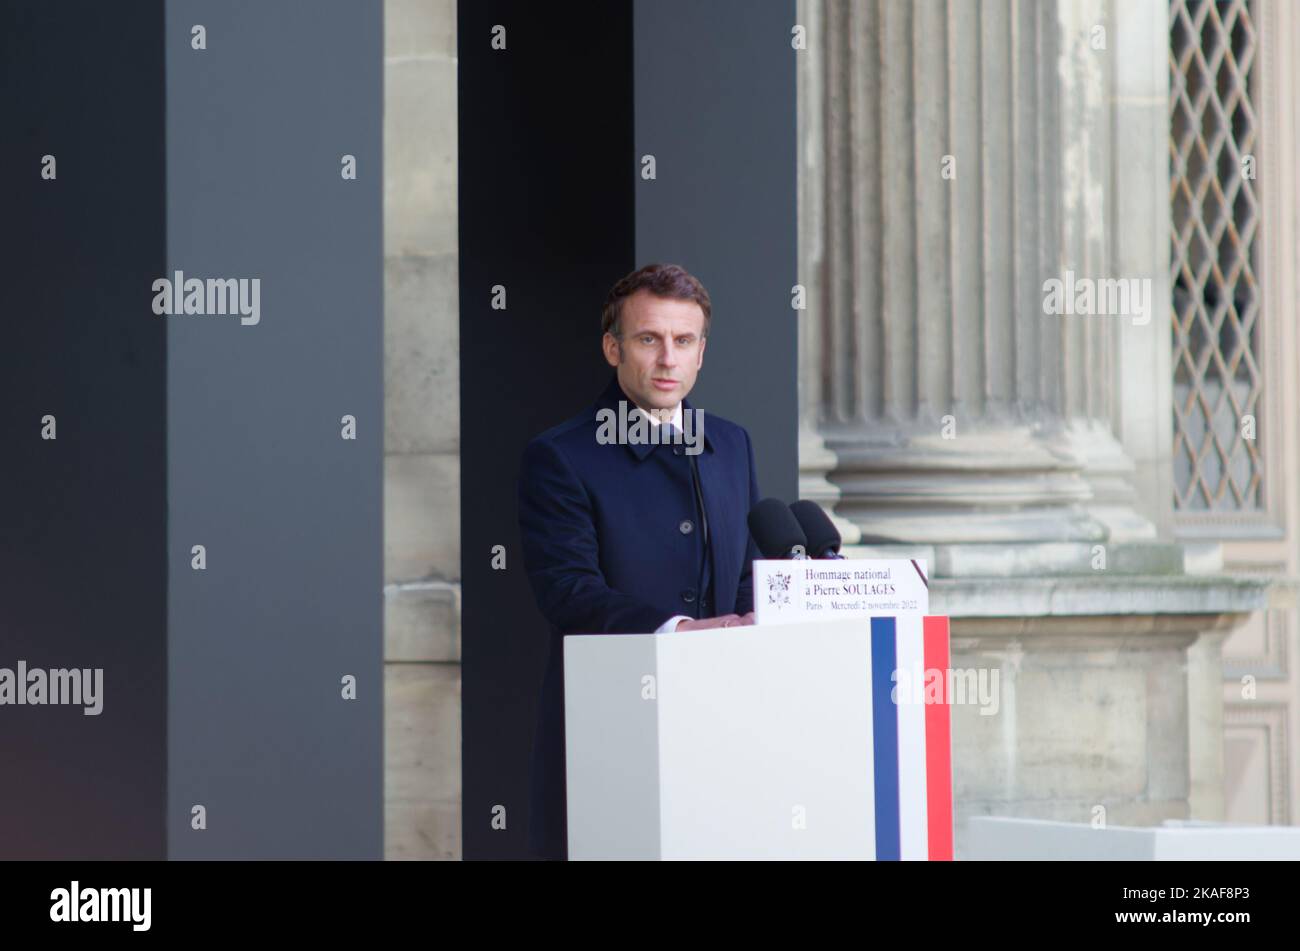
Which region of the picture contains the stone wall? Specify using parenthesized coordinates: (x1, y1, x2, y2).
(383, 0, 460, 861)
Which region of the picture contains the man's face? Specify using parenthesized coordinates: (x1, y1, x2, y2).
(602, 290, 707, 414)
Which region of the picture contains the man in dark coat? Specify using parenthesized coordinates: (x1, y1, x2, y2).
(517, 263, 761, 860)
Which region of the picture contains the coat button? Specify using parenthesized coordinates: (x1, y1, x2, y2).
(673, 446, 684, 456)
(681, 588, 697, 603)
(679, 519, 694, 534)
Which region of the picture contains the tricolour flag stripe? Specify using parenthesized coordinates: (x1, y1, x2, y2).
(894, 613, 929, 860)
(870, 616, 900, 861)
(923, 615, 954, 861)
(861, 620, 877, 859)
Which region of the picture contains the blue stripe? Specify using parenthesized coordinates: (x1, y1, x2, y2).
(871, 616, 901, 861)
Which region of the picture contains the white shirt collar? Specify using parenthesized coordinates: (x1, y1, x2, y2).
(631, 403, 683, 430)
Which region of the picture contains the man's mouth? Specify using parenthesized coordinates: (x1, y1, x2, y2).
(652, 378, 677, 390)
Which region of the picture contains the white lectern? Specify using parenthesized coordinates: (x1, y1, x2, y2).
(564, 615, 953, 860)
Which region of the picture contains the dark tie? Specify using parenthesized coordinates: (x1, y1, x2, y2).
(662, 422, 713, 615)
(686, 452, 713, 616)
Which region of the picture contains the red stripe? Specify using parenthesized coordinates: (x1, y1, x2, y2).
(923, 616, 954, 861)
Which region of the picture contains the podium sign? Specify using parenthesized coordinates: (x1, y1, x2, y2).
(753, 558, 930, 625)
(564, 615, 953, 860)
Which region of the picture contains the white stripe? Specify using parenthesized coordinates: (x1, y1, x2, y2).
(894, 614, 929, 860)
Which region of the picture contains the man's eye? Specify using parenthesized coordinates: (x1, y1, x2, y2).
(640, 336, 654, 344)
(677, 337, 692, 345)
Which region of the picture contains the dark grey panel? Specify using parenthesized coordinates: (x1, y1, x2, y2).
(458, 0, 636, 861)
(0, 0, 167, 860)
(165, 0, 383, 859)
(634, 0, 799, 503)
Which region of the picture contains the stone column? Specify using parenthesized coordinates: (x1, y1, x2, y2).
(801, 0, 1161, 550)
(797, 0, 859, 543)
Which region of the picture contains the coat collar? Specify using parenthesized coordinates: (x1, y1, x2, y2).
(595, 373, 714, 460)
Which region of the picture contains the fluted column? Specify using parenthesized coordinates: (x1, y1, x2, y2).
(797, 0, 859, 543)
(800, 0, 1154, 546)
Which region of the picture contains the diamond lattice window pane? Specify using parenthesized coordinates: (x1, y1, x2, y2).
(1170, 0, 1263, 514)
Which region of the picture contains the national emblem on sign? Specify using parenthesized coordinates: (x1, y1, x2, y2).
(766, 571, 792, 607)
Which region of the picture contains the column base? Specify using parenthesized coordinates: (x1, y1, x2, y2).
(798, 424, 861, 544)
(825, 424, 1110, 544)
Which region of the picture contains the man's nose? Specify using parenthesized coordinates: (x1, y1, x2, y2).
(658, 342, 677, 366)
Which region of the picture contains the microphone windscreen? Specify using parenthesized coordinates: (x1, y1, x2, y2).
(747, 498, 809, 558)
(789, 500, 842, 558)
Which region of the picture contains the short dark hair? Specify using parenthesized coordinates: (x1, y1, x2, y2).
(601, 263, 712, 338)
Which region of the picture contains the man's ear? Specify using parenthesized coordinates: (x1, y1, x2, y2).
(696, 335, 707, 368)
(602, 332, 621, 367)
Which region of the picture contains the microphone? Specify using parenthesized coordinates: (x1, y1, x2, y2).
(789, 500, 844, 559)
(747, 498, 809, 559)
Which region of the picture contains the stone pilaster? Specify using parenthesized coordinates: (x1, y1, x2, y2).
(383, 0, 461, 861)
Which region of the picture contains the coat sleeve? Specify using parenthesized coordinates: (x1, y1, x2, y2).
(517, 436, 673, 635)
(733, 427, 761, 616)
